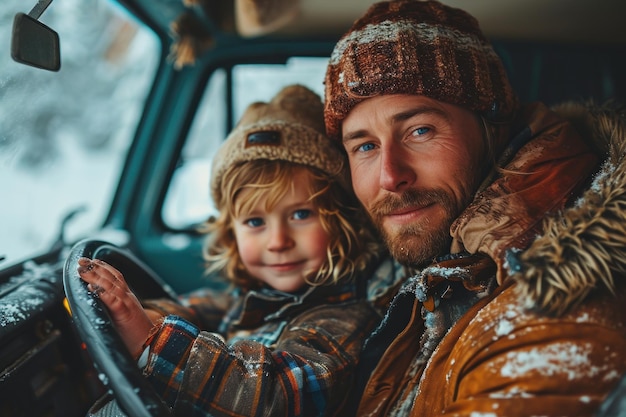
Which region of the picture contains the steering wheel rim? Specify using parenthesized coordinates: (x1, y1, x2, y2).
(63, 239, 173, 417)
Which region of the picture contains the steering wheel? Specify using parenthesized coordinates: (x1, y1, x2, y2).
(63, 239, 174, 417)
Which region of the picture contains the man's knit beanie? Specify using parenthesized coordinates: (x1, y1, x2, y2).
(211, 84, 349, 208)
(324, 0, 519, 141)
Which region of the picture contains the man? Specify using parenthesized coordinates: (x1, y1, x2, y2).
(323, 1, 626, 416)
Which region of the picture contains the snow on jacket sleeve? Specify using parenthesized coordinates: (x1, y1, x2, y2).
(141, 299, 379, 417)
(412, 283, 626, 417)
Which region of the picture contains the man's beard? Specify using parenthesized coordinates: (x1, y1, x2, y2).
(369, 188, 459, 267)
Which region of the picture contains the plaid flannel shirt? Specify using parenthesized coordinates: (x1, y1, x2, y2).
(140, 282, 380, 416)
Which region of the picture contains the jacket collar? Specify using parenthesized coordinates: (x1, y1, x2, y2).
(228, 281, 357, 329)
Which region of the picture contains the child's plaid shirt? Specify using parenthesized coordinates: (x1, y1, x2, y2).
(139, 281, 381, 416)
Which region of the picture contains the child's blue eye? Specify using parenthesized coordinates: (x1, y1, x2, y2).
(245, 217, 264, 227)
(293, 209, 312, 220)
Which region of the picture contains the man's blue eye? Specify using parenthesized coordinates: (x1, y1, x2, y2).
(246, 218, 264, 227)
(358, 143, 375, 152)
(413, 127, 430, 136)
(293, 209, 312, 220)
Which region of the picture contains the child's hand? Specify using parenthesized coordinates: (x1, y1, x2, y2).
(77, 257, 155, 358)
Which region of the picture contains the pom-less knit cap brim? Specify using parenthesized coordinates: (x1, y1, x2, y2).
(324, 0, 519, 142)
(211, 84, 349, 208)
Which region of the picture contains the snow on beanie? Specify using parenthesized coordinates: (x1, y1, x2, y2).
(324, 0, 519, 141)
(211, 84, 349, 207)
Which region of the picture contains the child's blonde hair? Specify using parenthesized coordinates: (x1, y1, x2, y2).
(203, 160, 382, 290)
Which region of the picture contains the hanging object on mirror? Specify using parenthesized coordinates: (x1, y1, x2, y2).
(235, 0, 300, 37)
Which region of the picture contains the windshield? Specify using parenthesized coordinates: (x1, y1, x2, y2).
(0, 0, 159, 265)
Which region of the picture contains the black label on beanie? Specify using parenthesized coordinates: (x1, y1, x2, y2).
(246, 131, 281, 146)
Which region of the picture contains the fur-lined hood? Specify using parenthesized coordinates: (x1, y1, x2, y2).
(449, 101, 626, 317)
(512, 101, 626, 316)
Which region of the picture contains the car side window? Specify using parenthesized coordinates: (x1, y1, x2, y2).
(162, 57, 329, 230)
(161, 69, 227, 229)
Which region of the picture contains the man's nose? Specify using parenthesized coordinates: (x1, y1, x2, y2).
(379, 145, 417, 192)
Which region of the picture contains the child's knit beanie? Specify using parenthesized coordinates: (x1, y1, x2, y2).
(211, 84, 349, 207)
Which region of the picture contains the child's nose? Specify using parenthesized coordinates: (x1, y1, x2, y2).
(267, 224, 295, 251)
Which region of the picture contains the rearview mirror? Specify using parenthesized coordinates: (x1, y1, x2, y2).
(11, 12, 60, 71)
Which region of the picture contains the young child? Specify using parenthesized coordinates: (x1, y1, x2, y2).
(77, 84, 384, 416)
